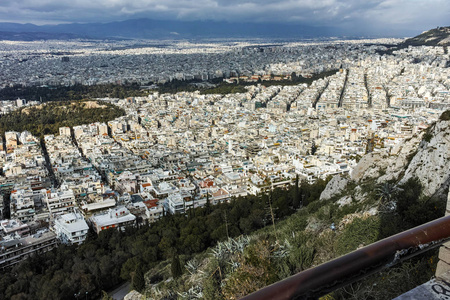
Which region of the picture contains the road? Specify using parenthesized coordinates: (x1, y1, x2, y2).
(108, 282, 130, 300)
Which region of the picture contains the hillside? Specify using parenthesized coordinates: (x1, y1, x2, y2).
(137, 110, 450, 299)
(403, 26, 450, 46)
(376, 26, 450, 55)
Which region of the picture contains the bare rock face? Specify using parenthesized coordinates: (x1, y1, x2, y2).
(124, 290, 144, 300)
(336, 195, 352, 207)
(399, 120, 450, 197)
(319, 174, 349, 201)
(350, 152, 389, 182)
(350, 134, 422, 183)
(377, 134, 423, 183)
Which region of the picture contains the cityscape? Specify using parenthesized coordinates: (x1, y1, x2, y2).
(0, 1, 449, 299)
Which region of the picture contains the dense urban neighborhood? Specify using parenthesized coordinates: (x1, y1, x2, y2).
(0, 35, 449, 299)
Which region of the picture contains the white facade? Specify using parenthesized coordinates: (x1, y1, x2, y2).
(54, 211, 89, 244)
(167, 193, 185, 214)
(146, 205, 164, 222)
(59, 127, 71, 136)
(90, 207, 136, 234)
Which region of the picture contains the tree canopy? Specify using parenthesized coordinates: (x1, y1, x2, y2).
(0, 100, 125, 137)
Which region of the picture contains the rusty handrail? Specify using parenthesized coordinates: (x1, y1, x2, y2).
(242, 214, 450, 300)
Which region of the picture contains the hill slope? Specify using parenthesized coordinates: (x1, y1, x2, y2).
(403, 26, 450, 46)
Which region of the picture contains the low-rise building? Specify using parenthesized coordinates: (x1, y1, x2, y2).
(167, 193, 185, 214)
(41, 185, 76, 217)
(0, 229, 57, 269)
(89, 207, 136, 234)
(0, 219, 30, 237)
(54, 211, 89, 245)
(143, 199, 165, 223)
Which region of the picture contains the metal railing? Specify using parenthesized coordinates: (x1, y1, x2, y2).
(242, 214, 450, 300)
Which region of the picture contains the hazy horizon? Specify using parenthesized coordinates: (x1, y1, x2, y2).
(0, 0, 449, 37)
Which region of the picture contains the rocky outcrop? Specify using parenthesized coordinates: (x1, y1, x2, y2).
(399, 119, 450, 197)
(403, 26, 450, 47)
(377, 134, 424, 183)
(323, 112, 449, 203)
(319, 174, 349, 200)
(350, 133, 422, 183)
(350, 152, 388, 182)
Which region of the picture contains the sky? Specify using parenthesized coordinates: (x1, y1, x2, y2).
(0, 0, 449, 36)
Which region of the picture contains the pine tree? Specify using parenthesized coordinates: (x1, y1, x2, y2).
(132, 264, 145, 292)
(171, 254, 183, 279)
(205, 192, 211, 214)
(293, 174, 300, 208)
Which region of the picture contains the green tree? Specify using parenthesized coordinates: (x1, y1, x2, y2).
(171, 255, 183, 279)
(132, 265, 145, 293)
(293, 175, 300, 208)
(311, 141, 317, 155)
(205, 192, 212, 214)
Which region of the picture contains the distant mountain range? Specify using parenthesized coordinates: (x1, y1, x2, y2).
(0, 18, 341, 40)
(402, 26, 450, 46)
(0, 19, 446, 42)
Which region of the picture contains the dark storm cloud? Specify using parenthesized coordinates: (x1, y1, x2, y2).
(0, 0, 448, 33)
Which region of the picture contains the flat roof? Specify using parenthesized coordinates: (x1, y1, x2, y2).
(91, 207, 136, 227)
(55, 215, 89, 233)
(82, 199, 116, 211)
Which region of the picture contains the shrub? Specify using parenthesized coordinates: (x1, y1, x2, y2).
(439, 110, 450, 121)
(422, 132, 433, 142)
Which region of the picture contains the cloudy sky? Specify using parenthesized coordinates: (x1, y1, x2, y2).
(0, 0, 449, 35)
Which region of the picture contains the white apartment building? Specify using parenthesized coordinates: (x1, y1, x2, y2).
(59, 127, 71, 136)
(54, 211, 89, 244)
(167, 193, 185, 214)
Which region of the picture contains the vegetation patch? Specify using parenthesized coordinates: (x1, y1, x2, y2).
(439, 109, 450, 121)
(334, 215, 380, 255)
(0, 171, 444, 299)
(0, 83, 148, 102)
(0, 100, 125, 137)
